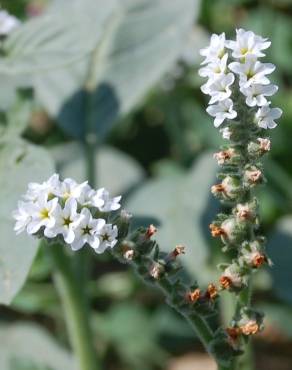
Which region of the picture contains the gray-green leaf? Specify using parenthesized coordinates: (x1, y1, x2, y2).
(0, 139, 54, 304)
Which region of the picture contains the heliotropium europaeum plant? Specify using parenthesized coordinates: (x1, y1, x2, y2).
(13, 28, 281, 370)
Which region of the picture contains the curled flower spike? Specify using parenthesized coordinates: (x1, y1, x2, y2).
(13, 174, 121, 253)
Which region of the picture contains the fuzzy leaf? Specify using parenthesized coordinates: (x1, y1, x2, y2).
(0, 139, 54, 304)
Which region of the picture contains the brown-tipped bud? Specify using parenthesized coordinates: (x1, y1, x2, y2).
(258, 138, 271, 152)
(226, 327, 241, 342)
(211, 184, 225, 194)
(219, 276, 233, 290)
(213, 148, 236, 166)
(171, 245, 185, 258)
(123, 249, 135, 261)
(240, 320, 259, 336)
(209, 223, 226, 238)
(205, 283, 218, 300)
(212, 176, 241, 201)
(219, 265, 243, 290)
(186, 288, 201, 303)
(248, 138, 271, 159)
(149, 262, 164, 279)
(244, 167, 262, 186)
(145, 224, 157, 239)
(235, 202, 257, 221)
(252, 252, 266, 268)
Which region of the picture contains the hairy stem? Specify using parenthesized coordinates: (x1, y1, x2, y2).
(48, 244, 99, 370)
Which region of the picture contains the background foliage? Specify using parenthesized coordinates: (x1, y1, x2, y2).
(1, 0, 292, 369)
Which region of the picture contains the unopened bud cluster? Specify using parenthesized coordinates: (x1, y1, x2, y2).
(200, 29, 280, 350)
(13, 174, 121, 253)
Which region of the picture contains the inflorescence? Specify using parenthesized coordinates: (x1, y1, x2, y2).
(199, 28, 280, 350)
(13, 174, 121, 253)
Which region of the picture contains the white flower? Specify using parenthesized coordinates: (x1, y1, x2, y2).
(78, 184, 104, 209)
(96, 188, 121, 212)
(96, 224, 118, 254)
(13, 201, 33, 235)
(25, 195, 58, 236)
(201, 73, 235, 104)
(198, 53, 228, 80)
(229, 57, 275, 88)
(58, 178, 88, 200)
(24, 174, 61, 202)
(200, 33, 226, 64)
(226, 28, 270, 59)
(220, 127, 232, 140)
(255, 104, 282, 129)
(46, 198, 82, 244)
(240, 84, 278, 107)
(71, 208, 105, 251)
(206, 98, 237, 127)
(0, 10, 20, 35)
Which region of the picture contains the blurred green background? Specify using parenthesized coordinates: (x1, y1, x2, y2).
(1, 0, 292, 369)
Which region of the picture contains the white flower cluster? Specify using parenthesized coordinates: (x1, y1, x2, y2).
(0, 10, 20, 35)
(199, 29, 282, 135)
(13, 174, 121, 253)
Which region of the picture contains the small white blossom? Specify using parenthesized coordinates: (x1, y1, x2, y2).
(198, 53, 228, 80)
(96, 224, 118, 254)
(226, 28, 270, 59)
(200, 32, 226, 65)
(255, 104, 282, 129)
(229, 57, 275, 88)
(206, 98, 237, 127)
(71, 208, 105, 251)
(78, 184, 104, 208)
(96, 188, 121, 212)
(201, 73, 235, 104)
(58, 178, 88, 201)
(45, 198, 82, 244)
(25, 195, 58, 236)
(13, 201, 33, 235)
(220, 127, 232, 140)
(24, 174, 61, 202)
(240, 84, 278, 107)
(0, 10, 20, 35)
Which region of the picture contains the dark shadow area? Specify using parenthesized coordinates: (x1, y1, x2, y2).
(57, 82, 120, 140)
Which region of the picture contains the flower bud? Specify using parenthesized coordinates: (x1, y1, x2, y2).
(240, 240, 267, 269)
(219, 264, 245, 290)
(244, 166, 263, 187)
(145, 224, 157, 239)
(213, 148, 236, 166)
(211, 176, 242, 201)
(149, 261, 164, 279)
(248, 138, 271, 159)
(237, 308, 264, 336)
(186, 288, 201, 303)
(205, 283, 218, 300)
(234, 199, 257, 222)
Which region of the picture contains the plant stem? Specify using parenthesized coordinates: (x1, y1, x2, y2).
(157, 278, 214, 352)
(48, 243, 99, 370)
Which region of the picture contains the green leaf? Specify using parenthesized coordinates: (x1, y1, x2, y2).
(0, 138, 54, 304)
(49, 143, 145, 195)
(1, 0, 117, 74)
(0, 323, 76, 370)
(267, 216, 292, 304)
(1, 0, 200, 139)
(126, 152, 218, 284)
(94, 303, 166, 370)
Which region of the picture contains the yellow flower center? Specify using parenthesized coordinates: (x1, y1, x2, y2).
(40, 208, 49, 219)
(240, 47, 249, 55)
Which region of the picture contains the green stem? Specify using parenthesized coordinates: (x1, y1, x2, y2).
(157, 278, 214, 352)
(48, 243, 99, 370)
